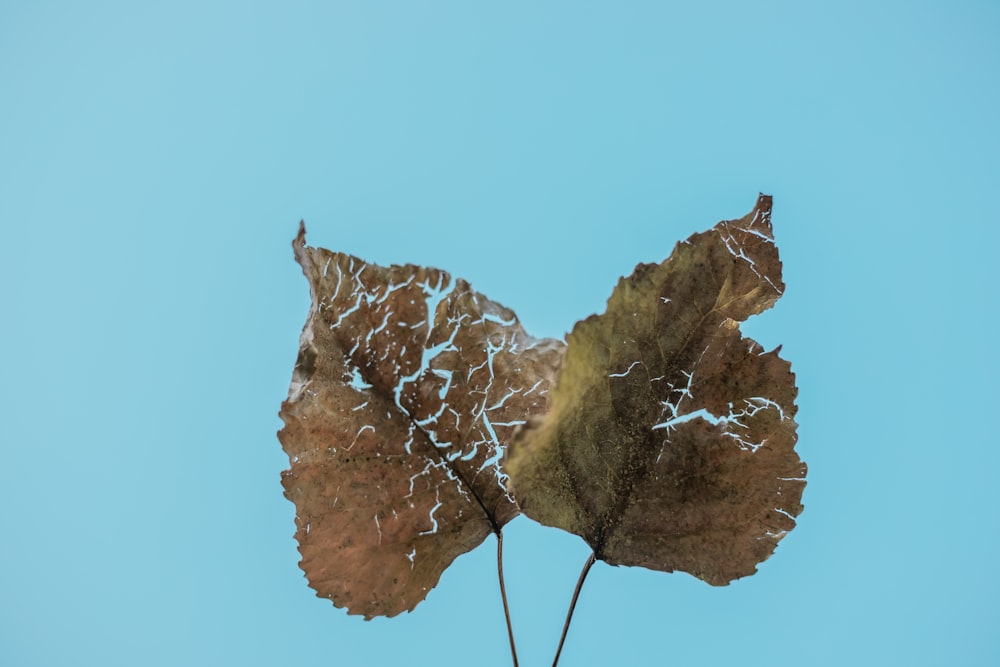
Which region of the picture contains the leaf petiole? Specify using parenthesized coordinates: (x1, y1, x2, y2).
(496, 531, 519, 667)
(551, 551, 597, 667)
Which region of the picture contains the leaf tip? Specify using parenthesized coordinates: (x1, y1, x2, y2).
(292, 221, 312, 271)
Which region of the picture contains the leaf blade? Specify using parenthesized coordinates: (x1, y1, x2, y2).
(506, 195, 806, 584)
(279, 226, 564, 617)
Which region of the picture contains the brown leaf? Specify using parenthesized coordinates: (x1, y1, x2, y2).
(505, 195, 806, 585)
(278, 225, 564, 618)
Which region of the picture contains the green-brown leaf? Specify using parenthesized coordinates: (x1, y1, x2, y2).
(505, 195, 806, 584)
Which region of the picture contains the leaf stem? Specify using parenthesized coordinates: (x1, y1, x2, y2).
(497, 531, 519, 667)
(552, 551, 597, 667)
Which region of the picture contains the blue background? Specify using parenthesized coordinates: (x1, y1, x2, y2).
(2, 2, 997, 665)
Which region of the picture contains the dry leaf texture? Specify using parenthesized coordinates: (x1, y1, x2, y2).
(278, 225, 564, 618)
(506, 195, 806, 585)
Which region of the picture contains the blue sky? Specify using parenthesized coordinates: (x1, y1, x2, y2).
(1, 1, 997, 665)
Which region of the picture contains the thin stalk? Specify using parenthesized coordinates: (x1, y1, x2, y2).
(497, 532, 519, 667)
(552, 551, 597, 667)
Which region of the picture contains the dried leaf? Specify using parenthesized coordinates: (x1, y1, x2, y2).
(278, 225, 564, 618)
(506, 195, 806, 584)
